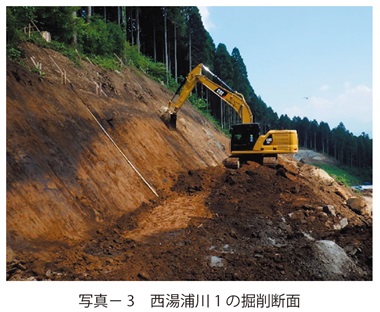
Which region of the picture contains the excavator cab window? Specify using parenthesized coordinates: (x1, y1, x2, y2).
(231, 123, 261, 151)
(264, 134, 273, 145)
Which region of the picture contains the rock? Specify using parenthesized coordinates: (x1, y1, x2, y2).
(279, 222, 293, 233)
(333, 218, 348, 230)
(314, 240, 366, 278)
(323, 205, 336, 217)
(210, 256, 225, 268)
(137, 272, 150, 280)
(347, 197, 367, 215)
(46, 269, 52, 278)
(230, 229, 238, 239)
(340, 217, 348, 228)
(335, 187, 349, 200)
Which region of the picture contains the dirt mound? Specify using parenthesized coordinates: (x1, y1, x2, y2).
(6, 43, 372, 281)
(293, 148, 339, 166)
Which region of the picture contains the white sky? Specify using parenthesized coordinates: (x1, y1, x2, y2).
(199, 5, 372, 137)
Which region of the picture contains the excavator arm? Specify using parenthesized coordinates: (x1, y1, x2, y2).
(166, 63, 253, 126)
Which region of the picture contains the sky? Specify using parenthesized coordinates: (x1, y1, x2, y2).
(198, 6, 372, 137)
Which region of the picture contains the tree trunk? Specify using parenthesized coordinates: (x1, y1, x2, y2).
(87, 6, 92, 22)
(136, 8, 140, 52)
(321, 135, 325, 154)
(122, 7, 127, 41)
(153, 26, 157, 62)
(304, 132, 308, 148)
(188, 29, 192, 72)
(71, 11, 77, 45)
(163, 8, 168, 84)
(174, 23, 177, 82)
(314, 132, 317, 150)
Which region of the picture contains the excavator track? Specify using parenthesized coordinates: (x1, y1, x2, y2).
(223, 157, 240, 169)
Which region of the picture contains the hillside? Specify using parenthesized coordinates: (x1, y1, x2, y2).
(6, 43, 372, 281)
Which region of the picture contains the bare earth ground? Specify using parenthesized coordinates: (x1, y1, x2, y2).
(6, 43, 372, 281)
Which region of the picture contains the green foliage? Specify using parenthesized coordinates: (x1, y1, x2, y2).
(6, 46, 22, 60)
(123, 43, 167, 82)
(187, 94, 230, 136)
(76, 16, 124, 56)
(90, 55, 120, 70)
(231, 47, 254, 100)
(25, 32, 81, 66)
(33, 7, 78, 44)
(214, 43, 234, 88)
(49, 41, 81, 65)
(6, 7, 36, 46)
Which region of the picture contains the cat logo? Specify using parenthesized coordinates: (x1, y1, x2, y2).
(214, 88, 227, 97)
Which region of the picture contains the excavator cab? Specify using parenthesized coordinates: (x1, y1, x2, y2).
(230, 123, 261, 152)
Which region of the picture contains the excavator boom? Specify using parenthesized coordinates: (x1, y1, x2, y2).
(165, 64, 253, 126)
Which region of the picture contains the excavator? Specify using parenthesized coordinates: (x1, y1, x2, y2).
(160, 63, 298, 168)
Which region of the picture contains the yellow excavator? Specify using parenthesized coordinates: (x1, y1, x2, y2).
(161, 63, 298, 167)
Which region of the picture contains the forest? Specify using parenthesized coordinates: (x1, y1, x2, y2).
(6, 6, 372, 181)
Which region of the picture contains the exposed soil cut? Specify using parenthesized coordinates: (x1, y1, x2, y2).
(6, 43, 372, 281)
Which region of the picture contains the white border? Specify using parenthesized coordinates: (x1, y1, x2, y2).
(2, 1, 377, 311)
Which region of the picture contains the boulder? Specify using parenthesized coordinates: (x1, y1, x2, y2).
(347, 197, 368, 215)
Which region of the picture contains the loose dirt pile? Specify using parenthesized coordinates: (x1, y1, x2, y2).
(6, 43, 372, 281)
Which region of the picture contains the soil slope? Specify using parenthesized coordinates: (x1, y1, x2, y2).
(6, 43, 372, 281)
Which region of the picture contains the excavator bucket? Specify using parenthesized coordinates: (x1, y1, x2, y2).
(159, 106, 177, 129)
(168, 113, 177, 128)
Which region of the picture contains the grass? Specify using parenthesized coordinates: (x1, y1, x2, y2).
(315, 163, 364, 186)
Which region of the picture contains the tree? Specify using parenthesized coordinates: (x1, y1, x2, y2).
(231, 47, 254, 100)
(214, 43, 234, 87)
(34, 7, 78, 43)
(167, 7, 186, 82)
(309, 119, 318, 150)
(185, 7, 215, 71)
(76, 16, 124, 56)
(278, 114, 292, 129)
(331, 122, 348, 163)
(299, 117, 310, 148)
(208, 43, 234, 128)
(318, 121, 330, 154)
(7, 7, 36, 45)
(163, 7, 169, 83)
